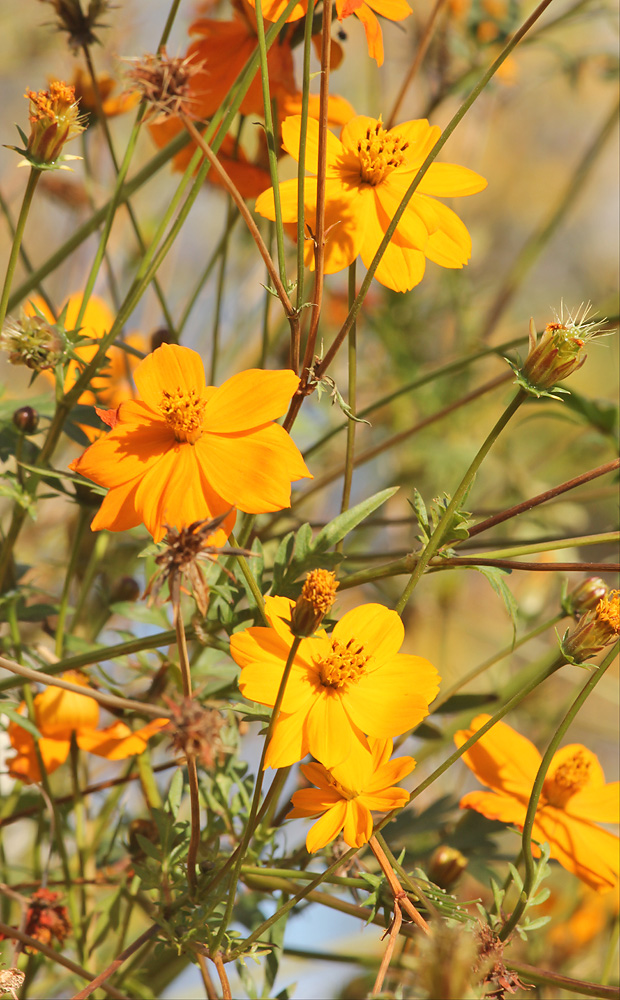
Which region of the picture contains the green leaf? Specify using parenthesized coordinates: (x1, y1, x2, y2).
(166, 770, 184, 819)
(473, 566, 518, 643)
(1, 704, 41, 739)
(312, 487, 399, 552)
(563, 390, 619, 441)
(432, 692, 498, 714)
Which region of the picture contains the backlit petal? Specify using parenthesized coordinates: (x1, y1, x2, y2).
(306, 800, 348, 852)
(534, 807, 620, 892)
(281, 115, 344, 174)
(422, 198, 472, 267)
(417, 162, 487, 197)
(547, 744, 606, 788)
(343, 798, 373, 847)
(36, 675, 100, 738)
(133, 343, 206, 411)
(69, 415, 172, 489)
(394, 121, 441, 169)
(367, 0, 412, 19)
(360, 787, 410, 811)
(305, 691, 358, 768)
(459, 790, 527, 825)
(237, 658, 315, 714)
(332, 604, 404, 663)
(265, 708, 310, 768)
(367, 755, 417, 792)
(76, 718, 167, 759)
(89, 476, 143, 534)
(566, 782, 620, 825)
(454, 715, 541, 798)
(360, 198, 426, 291)
(288, 786, 342, 817)
(203, 369, 300, 432)
(374, 179, 429, 250)
(344, 659, 438, 737)
(353, 4, 384, 66)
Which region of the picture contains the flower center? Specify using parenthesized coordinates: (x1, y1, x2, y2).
(327, 773, 359, 800)
(317, 637, 369, 690)
(159, 387, 206, 443)
(544, 750, 591, 806)
(357, 120, 408, 186)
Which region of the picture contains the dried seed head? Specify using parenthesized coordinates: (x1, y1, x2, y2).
(562, 589, 620, 664)
(165, 697, 226, 770)
(23, 889, 71, 952)
(290, 569, 339, 637)
(124, 48, 204, 122)
(39, 0, 113, 51)
(474, 924, 529, 999)
(1, 308, 65, 371)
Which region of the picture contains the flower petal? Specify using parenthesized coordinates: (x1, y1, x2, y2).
(343, 798, 373, 847)
(534, 806, 620, 892)
(417, 162, 487, 197)
(374, 178, 429, 250)
(566, 782, 620, 825)
(344, 657, 438, 737)
(288, 785, 342, 817)
(367, 0, 412, 19)
(305, 691, 360, 768)
(422, 198, 473, 268)
(332, 603, 404, 663)
(353, 4, 384, 66)
(454, 715, 541, 798)
(265, 709, 310, 768)
(133, 343, 206, 410)
(394, 120, 441, 169)
(366, 754, 417, 792)
(360, 787, 410, 811)
(306, 800, 348, 852)
(359, 198, 426, 291)
(202, 369, 300, 432)
(69, 409, 173, 489)
(281, 115, 344, 174)
(76, 718, 167, 759)
(459, 790, 527, 825)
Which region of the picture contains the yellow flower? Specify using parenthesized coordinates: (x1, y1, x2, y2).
(455, 715, 620, 892)
(7, 673, 168, 784)
(69, 344, 311, 543)
(255, 115, 487, 292)
(288, 737, 415, 851)
(230, 596, 439, 769)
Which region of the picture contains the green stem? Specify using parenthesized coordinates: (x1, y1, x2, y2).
(461, 530, 619, 561)
(158, 0, 183, 49)
(210, 199, 236, 384)
(601, 913, 619, 986)
(210, 636, 302, 953)
(70, 531, 109, 631)
(0, 185, 54, 314)
(505, 961, 620, 1000)
(231, 532, 268, 625)
(0, 168, 40, 331)
(177, 215, 239, 337)
(498, 639, 619, 941)
(172, 583, 201, 896)
(338, 261, 358, 535)
(295, 0, 316, 313)
(395, 389, 526, 614)
(55, 505, 89, 658)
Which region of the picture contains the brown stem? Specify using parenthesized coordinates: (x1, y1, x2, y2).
(212, 953, 232, 1000)
(368, 836, 430, 935)
(197, 953, 218, 1000)
(0, 922, 128, 999)
(466, 459, 620, 539)
(0, 655, 171, 719)
(172, 582, 201, 896)
(179, 114, 296, 322)
(438, 557, 620, 573)
(70, 925, 156, 1000)
(371, 899, 403, 997)
(387, 0, 448, 128)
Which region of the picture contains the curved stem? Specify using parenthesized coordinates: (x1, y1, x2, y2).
(498, 639, 619, 941)
(0, 168, 40, 330)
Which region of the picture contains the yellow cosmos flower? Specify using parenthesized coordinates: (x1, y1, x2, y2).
(255, 115, 487, 292)
(69, 344, 311, 543)
(455, 715, 620, 892)
(230, 596, 440, 769)
(7, 673, 168, 784)
(288, 737, 415, 851)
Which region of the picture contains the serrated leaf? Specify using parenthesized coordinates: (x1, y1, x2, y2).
(473, 566, 518, 643)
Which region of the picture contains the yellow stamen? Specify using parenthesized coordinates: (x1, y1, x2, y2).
(317, 637, 369, 690)
(596, 590, 619, 634)
(159, 387, 206, 443)
(356, 118, 408, 186)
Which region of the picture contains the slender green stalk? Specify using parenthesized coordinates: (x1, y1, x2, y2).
(158, 0, 183, 49)
(172, 582, 201, 896)
(338, 261, 358, 531)
(54, 505, 89, 658)
(231, 532, 268, 625)
(210, 636, 302, 952)
(70, 531, 109, 631)
(295, 0, 316, 313)
(601, 913, 619, 986)
(499, 640, 619, 941)
(460, 530, 619, 561)
(0, 168, 40, 331)
(395, 389, 526, 614)
(0, 185, 54, 314)
(69, 737, 88, 923)
(177, 216, 239, 336)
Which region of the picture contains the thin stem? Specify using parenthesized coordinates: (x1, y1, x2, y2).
(210, 199, 236, 384)
(295, 0, 316, 316)
(0, 168, 40, 331)
(172, 581, 201, 896)
(338, 261, 358, 532)
(69, 925, 157, 1000)
(55, 505, 89, 658)
(177, 215, 239, 337)
(395, 389, 527, 614)
(498, 640, 619, 941)
(369, 836, 430, 934)
(230, 531, 268, 625)
(505, 962, 620, 1000)
(0, 185, 54, 314)
(387, 0, 448, 128)
(212, 954, 232, 1000)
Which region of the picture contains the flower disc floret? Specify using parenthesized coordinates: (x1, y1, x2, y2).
(357, 119, 408, 184)
(159, 386, 206, 443)
(318, 638, 369, 689)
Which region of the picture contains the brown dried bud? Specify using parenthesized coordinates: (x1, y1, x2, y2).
(124, 49, 203, 123)
(0, 967, 25, 999)
(562, 589, 619, 663)
(23, 889, 71, 952)
(562, 577, 608, 617)
(427, 845, 468, 889)
(39, 0, 113, 51)
(13, 406, 40, 435)
(474, 924, 529, 999)
(290, 569, 339, 637)
(165, 698, 226, 770)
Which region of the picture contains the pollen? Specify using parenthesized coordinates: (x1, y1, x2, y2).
(595, 590, 620, 635)
(318, 637, 369, 690)
(159, 387, 206, 443)
(545, 749, 591, 806)
(356, 118, 409, 186)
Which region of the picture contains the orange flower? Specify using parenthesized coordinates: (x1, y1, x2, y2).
(69, 344, 311, 543)
(288, 737, 415, 851)
(255, 115, 487, 292)
(230, 596, 439, 769)
(7, 673, 168, 784)
(27, 293, 147, 431)
(62, 68, 139, 122)
(455, 715, 620, 892)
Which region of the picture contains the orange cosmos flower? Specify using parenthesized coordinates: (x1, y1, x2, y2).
(60, 68, 139, 123)
(255, 115, 487, 292)
(230, 596, 439, 769)
(7, 673, 168, 784)
(69, 344, 311, 543)
(288, 737, 415, 851)
(455, 715, 620, 892)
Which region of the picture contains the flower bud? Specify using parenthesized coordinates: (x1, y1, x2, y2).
(44, 0, 113, 51)
(23, 82, 86, 166)
(1, 309, 65, 371)
(109, 576, 141, 604)
(13, 406, 40, 435)
(150, 327, 174, 351)
(562, 577, 608, 618)
(289, 569, 339, 637)
(427, 845, 468, 889)
(562, 590, 619, 664)
(510, 306, 607, 398)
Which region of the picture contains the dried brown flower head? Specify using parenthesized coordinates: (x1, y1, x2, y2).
(1, 308, 65, 371)
(124, 48, 204, 123)
(0, 968, 25, 1000)
(290, 569, 339, 637)
(39, 0, 113, 51)
(23, 889, 71, 952)
(474, 924, 529, 1000)
(165, 697, 226, 769)
(143, 512, 250, 616)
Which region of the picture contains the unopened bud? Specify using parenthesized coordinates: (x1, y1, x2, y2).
(562, 590, 619, 664)
(13, 406, 39, 434)
(150, 327, 173, 351)
(290, 569, 339, 637)
(22, 82, 86, 166)
(510, 306, 607, 399)
(110, 576, 141, 604)
(562, 577, 608, 617)
(428, 845, 468, 889)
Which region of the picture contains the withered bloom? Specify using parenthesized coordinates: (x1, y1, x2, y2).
(289, 569, 339, 637)
(124, 48, 203, 122)
(562, 589, 620, 664)
(474, 924, 528, 999)
(165, 697, 226, 770)
(39, 0, 113, 51)
(1, 307, 65, 371)
(143, 512, 250, 616)
(23, 889, 71, 951)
